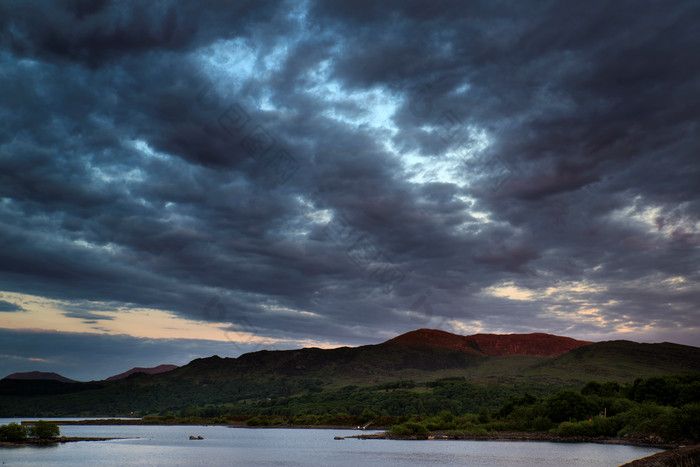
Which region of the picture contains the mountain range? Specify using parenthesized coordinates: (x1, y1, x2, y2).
(2, 365, 179, 383)
(1, 329, 698, 417)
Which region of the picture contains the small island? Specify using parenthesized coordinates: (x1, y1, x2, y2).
(0, 420, 126, 447)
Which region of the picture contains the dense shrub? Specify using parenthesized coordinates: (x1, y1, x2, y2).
(389, 422, 429, 436)
(615, 402, 669, 436)
(496, 393, 536, 418)
(593, 416, 625, 436)
(614, 403, 700, 442)
(359, 409, 377, 423)
(483, 421, 509, 432)
(532, 416, 553, 432)
(245, 416, 268, 426)
(677, 382, 700, 406)
(582, 381, 622, 397)
(545, 390, 596, 423)
(628, 375, 700, 407)
(611, 402, 696, 441)
(601, 397, 636, 417)
(477, 407, 490, 424)
(501, 406, 539, 431)
(630, 377, 676, 406)
(27, 420, 60, 439)
(555, 420, 595, 437)
(0, 422, 27, 442)
(438, 410, 455, 424)
(581, 381, 602, 396)
(554, 416, 623, 437)
(676, 402, 700, 441)
(453, 421, 486, 434)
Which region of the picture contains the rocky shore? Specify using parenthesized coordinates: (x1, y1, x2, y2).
(619, 444, 700, 466)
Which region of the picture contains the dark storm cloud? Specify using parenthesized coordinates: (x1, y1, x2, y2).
(0, 300, 24, 312)
(1, 0, 698, 378)
(1, 0, 281, 66)
(59, 302, 117, 322)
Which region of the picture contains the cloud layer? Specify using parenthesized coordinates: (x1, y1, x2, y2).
(1, 0, 698, 378)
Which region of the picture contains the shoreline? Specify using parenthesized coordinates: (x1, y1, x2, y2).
(345, 431, 682, 449)
(17, 419, 687, 449)
(619, 445, 700, 466)
(20, 420, 388, 430)
(0, 436, 130, 448)
(7, 423, 699, 464)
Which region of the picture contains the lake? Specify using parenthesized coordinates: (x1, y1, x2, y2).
(0, 418, 662, 466)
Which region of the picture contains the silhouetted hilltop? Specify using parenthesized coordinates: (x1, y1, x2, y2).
(106, 364, 178, 381)
(3, 371, 76, 383)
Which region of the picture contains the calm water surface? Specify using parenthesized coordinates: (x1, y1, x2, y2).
(0, 418, 661, 466)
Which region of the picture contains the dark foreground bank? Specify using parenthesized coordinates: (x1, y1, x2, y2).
(619, 444, 700, 466)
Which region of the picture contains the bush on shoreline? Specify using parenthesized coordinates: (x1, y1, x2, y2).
(124, 374, 700, 444)
(28, 420, 60, 439)
(6, 374, 694, 444)
(0, 422, 27, 442)
(383, 375, 699, 443)
(389, 421, 429, 436)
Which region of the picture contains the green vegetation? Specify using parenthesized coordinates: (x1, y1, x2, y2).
(1, 336, 696, 446)
(389, 421, 429, 436)
(1, 338, 698, 418)
(376, 374, 700, 443)
(33, 373, 692, 445)
(0, 420, 60, 441)
(28, 420, 60, 439)
(0, 422, 27, 442)
(0, 374, 572, 417)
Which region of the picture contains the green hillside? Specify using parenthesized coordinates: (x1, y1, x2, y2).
(527, 340, 700, 381)
(1, 331, 698, 417)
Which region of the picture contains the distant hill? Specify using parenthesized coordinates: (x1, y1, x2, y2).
(106, 364, 178, 381)
(386, 329, 591, 357)
(1, 329, 698, 417)
(3, 371, 76, 383)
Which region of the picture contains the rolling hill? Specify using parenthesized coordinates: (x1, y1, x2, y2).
(528, 340, 700, 380)
(0, 329, 698, 417)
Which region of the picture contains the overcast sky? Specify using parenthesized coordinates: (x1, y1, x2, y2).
(1, 0, 698, 381)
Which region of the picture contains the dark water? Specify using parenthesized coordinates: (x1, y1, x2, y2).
(0, 418, 661, 466)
